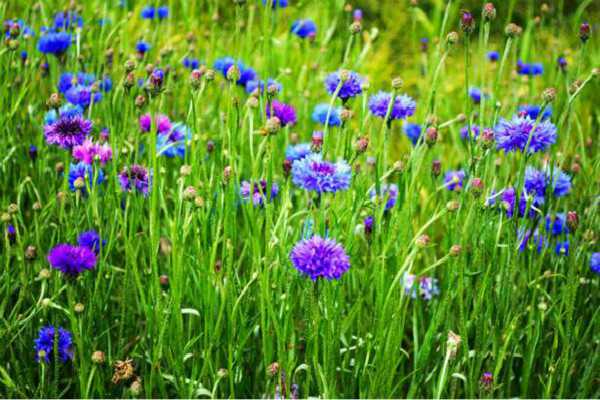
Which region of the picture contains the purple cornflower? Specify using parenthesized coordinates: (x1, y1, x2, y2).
(285, 143, 312, 162)
(487, 51, 499, 62)
(240, 180, 279, 206)
(368, 91, 416, 122)
(460, 124, 480, 141)
(47, 243, 97, 277)
(290, 236, 350, 280)
(370, 183, 399, 211)
(590, 253, 600, 275)
(480, 372, 493, 389)
(77, 230, 105, 254)
(34, 326, 74, 363)
(494, 114, 557, 153)
(266, 100, 297, 126)
(37, 31, 71, 55)
(353, 9, 363, 22)
(72, 139, 112, 165)
(518, 105, 552, 121)
(400, 272, 440, 300)
(139, 113, 172, 134)
(364, 216, 374, 235)
(119, 164, 152, 196)
(44, 114, 93, 149)
(68, 162, 105, 193)
(403, 123, 422, 145)
(291, 19, 316, 39)
(443, 170, 466, 192)
(517, 60, 544, 76)
(324, 70, 363, 101)
(311, 104, 342, 126)
(291, 153, 351, 193)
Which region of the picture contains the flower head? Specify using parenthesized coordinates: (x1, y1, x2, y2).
(400, 272, 440, 300)
(494, 114, 557, 153)
(444, 170, 466, 192)
(37, 31, 71, 55)
(517, 60, 544, 76)
(590, 253, 600, 275)
(555, 241, 569, 256)
(368, 91, 416, 121)
(34, 326, 74, 363)
(245, 78, 282, 95)
(240, 180, 279, 206)
(157, 122, 192, 158)
(77, 230, 105, 254)
(266, 100, 297, 126)
(262, 0, 288, 8)
(545, 213, 568, 236)
(72, 139, 112, 165)
(370, 183, 399, 210)
(311, 103, 342, 126)
(403, 123, 422, 145)
(68, 162, 105, 193)
(136, 41, 151, 54)
(325, 70, 364, 101)
(290, 236, 350, 280)
(214, 57, 257, 86)
(518, 105, 552, 121)
(119, 164, 152, 196)
(285, 143, 312, 162)
(292, 153, 351, 193)
(139, 113, 172, 134)
(487, 51, 499, 62)
(44, 114, 93, 149)
(47, 243, 97, 277)
(460, 125, 480, 141)
(291, 19, 317, 38)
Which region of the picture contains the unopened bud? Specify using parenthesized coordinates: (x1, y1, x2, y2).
(391, 77, 403, 89)
(450, 244, 462, 256)
(91, 351, 106, 364)
(416, 234, 430, 248)
(542, 87, 556, 103)
(47, 93, 62, 109)
(482, 3, 496, 21)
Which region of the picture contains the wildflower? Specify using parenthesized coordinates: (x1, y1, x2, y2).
(364, 216, 374, 235)
(431, 160, 441, 176)
(135, 41, 151, 55)
(157, 122, 192, 158)
(311, 131, 324, 152)
(480, 372, 493, 390)
(545, 213, 568, 236)
(73, 139, 112, 165)
(291, 19, 317, 39)
(240, 180, 279, 206)
(487, 51, 499, 62)
(468, 87, 484, 104)
(34, 326, 74, 363)
(112, 359, 135, 384)
(460, 124, 480, 141)
(444, 170, 466, 191)
(551, 168, 571, 197)
(311, 103, 342, 126)
(68, 162, 105, 193)
(518, 105, 552, 121)
(44, 114, 92, 149)
(285, 143, 312, 162)
(518, 228, 545, 253)
(266, 100, 297, 126)
(183, 57, 201, 70)
(157, 6, 169, 19)
(353, 9, 363, 22)
(460, 11, 475, 33)
(517, 60, 544, 76)
(557, 56, 567, 71)
(590, 253, 600, 275)
(555, 241, 569, 256)
(139, 113, 172, 134)
(403, 123, 422, 145)
(290, 236, 350, 280)
(213, 57, 257, 86)
(119, 164, 152, 196)
(77, 230, 105, 254)
(400, 272, 440, 300)
(52, 11, 83, 30)
(47, 243, 97, 277)
(324, 70, 364, 101)
(37, 31, 71, 55)
(291, 153, 351, 193)
(482, 3, 496, 21)
(494, 114, 556, 153)
(370, 184, 399, 211)
(566, 211, 578, 232)
(245, 78, 282, 95)
(368, 91, 416, 122)
(579, 22, 591, 42)
(262, 0, 288, 9)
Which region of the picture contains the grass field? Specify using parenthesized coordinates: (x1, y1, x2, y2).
(0, 0, 599, 398)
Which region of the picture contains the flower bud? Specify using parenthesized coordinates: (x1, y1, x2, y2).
(183, 186, 197, 201)
(425, 126, 438, 145)
(226, 65, 240, 82)
(431, 159, 441, 177)
(447, 200, 460, 212)
(92, 351, 106, 364)
(579, 22, 591, 42)
(159, 237, 172, 256)
(46, 93, 62, 109)
(74, 303, 85, 313)
(355, 136, 369, 153)
(446, 31, 459, 45)
(460, 11, 476, 33)
(39, 268, 51, 280)
(265, 117, 281, 135)
(190, 68, 203, 88)
(159, 274, 169, 287)
(350, 21, 362, 34)
(391, 77, 403, 89)
(194, 196, 205, 208)
(446, 330, 462, 358)
(223, 166, 232, 182)
(470, 177, 484, 196)
(450, 244, 462, 256)
(566, 211, 578, 232)
(25, 245, 37, 260)
(124, 59, 137, 72)
(505, 23, 522, 37)
(204, 69, 215, 81)
(482, 3, 496, 21)
(135, 94, 146, 108)
(542, 87, 556, 103)
(416, 234, 430, 248)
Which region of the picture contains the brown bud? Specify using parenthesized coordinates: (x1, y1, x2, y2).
(91, 350, 106, 364)
(450, 244, 462, 256)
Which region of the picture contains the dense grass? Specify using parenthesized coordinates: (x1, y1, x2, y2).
(1, 0, 599, 398)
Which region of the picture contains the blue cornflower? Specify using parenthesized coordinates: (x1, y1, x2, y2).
(555, 241, 569, 256)
(403, 123, 422, 145)
(324, 70, 364, 101)
(311, 103, 342, 126)
(523, 166, 547, 203)
(214, 57, 257, 86)
(590, 253, 600, 275)
(141, 6, 155, 19)
(34, 326, 74, 363)
(37, 31, 72, 55)
(494, 114, 557, 153)
(551, 168, 571, 197)
(368, 91, 416, 122)
(545, 213, 568, 236)
(518, 105, 552, 121)
(44, 104, 84, 125)
(262, 0, 289, 8)
(517, 60, 544, 76)
(285, 143, 312, 162)
(290, 236, 350, 281)
(77, 230, 105, 254)
(157, 123, 192, 158)
(291, 153, 351, 194)
(487, 51, 499, 62)
(183, 57, 201, 70)
(157, 6, 169, 19)
(68, 162, 105, 193)
(443, 170, 466, 192)
(370, 183, 399, 211)
(136, 41, 151, 54)
(53, 11, 83, 30)
(291, 19, 317, 38)
(245, 78, 282, 94)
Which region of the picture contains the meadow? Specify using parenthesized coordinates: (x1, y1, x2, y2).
(0, 0, 599, 398)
